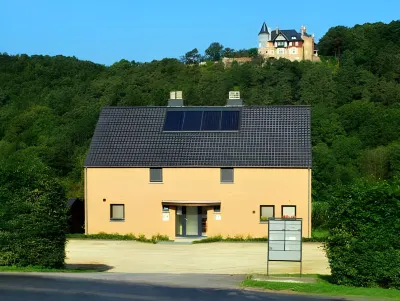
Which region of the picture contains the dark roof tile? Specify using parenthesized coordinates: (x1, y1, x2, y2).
(84, 106, 311, 168)
(271, 30, 303, 41)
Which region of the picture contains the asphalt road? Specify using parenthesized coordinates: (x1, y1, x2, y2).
(0, 273, 344, 301)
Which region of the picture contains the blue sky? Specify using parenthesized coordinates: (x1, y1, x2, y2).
(2, 0, 399, 65)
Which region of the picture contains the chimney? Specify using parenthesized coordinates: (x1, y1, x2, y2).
(301, 25, 306, 36)
(168, 91, 184, 106)
(226, 91, 243, 106)
(276, 26, 279, 34)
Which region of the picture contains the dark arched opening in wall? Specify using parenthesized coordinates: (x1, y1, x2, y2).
(67, 198, 85, 234)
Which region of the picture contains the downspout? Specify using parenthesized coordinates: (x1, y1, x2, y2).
(84, 167, 88, 235)
(308, 168, 311, 238)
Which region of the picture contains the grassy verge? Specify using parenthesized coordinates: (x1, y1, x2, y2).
(242, 275, 400, 300)
(67, 232, 170, 244)
(192, 229, 329, 244)
(303, 228, 329, 242)
(0, 266, 99, 273)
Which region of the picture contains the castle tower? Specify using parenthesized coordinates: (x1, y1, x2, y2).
(258, 22, 270, 48)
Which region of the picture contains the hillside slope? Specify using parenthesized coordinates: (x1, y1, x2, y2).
(0, 21, 399, 207)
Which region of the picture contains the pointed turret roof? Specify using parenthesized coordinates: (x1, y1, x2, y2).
(259, 22, 269, 35)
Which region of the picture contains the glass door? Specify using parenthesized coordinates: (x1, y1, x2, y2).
(186, 206, 199, 236)
(175, 206, 183, 236)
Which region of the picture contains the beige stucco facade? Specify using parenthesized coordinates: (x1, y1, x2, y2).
(85, 167, 312, 239)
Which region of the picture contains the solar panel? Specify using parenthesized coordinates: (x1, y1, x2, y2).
(164, 109, 241, 132)
(164, 111, 184, 131)
(201, 111, 221, 131)
(182, 111, 203, 131)
(221, 111, 240, 130)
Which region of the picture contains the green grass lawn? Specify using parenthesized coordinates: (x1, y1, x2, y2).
(311, 229, 329, 239)
(242, 275, 400, 300)
(0, 266, 100, 273)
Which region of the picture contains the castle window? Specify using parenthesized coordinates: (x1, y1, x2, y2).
(291, 37, 296, 40)
(295, 42, 299, 46)
(289, 42, 293, 46)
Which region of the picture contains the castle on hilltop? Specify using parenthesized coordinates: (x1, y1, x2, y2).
(258, 22, 320, 62)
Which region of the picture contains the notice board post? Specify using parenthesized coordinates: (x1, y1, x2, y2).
(267, 218, 302, 277)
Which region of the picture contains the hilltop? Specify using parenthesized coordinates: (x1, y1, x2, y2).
(0, 21, 399, 227)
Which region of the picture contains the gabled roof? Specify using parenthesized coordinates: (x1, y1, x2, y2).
(84, 106, 311, 168)
(259, 22, 269, 34)
(271, 30, 303, 42)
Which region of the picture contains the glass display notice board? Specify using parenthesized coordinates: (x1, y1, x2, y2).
(267, 218, 302, 276)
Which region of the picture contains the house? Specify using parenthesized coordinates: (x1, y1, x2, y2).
(258, 22, 320, 62)
(84, 91, 312, 239)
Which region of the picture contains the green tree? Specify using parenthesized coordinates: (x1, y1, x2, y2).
(0, 152, 68, 268)
(180, 48, 201, 64)
(222, 47, 235, 58)
(318, 26, 352, 59)
(205, 42, 224, 61)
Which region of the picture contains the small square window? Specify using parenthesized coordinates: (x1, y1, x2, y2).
(214, 205, 221, 213)
(282, 205, 296, 217)
(220, 168, 234, 183)
(110, 204, 124, 220)
(150, 168, 163, 182)
(260, 205, 274, 221)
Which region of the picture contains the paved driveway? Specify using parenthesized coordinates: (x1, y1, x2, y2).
(66, 240, 330, 275)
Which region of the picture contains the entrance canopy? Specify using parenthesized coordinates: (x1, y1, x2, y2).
(162, 201, 221, 207)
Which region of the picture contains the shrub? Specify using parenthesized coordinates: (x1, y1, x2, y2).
(67, 232, 170, 244)
(324, 178, 400, 289)
(312, 201, 329, 229)
(151, 234, 170, 243)
(0, 154, 68, 268)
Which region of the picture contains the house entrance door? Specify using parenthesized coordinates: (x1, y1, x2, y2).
(175, 206, 202, 237)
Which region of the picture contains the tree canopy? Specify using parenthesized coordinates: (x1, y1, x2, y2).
(205, 42, 224, 61)
(0, 21, 399, 205)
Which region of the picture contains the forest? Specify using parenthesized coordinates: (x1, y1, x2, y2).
(0, 21, 400, 229)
